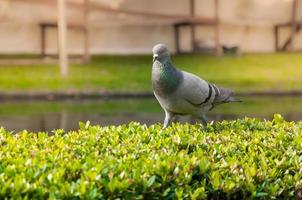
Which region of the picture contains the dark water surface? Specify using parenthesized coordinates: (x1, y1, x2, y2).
(0, 96, 301, 132)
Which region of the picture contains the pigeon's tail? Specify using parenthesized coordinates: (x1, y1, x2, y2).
(213, 87, 242, 105)
(224, 96, 242, 103)
(210, 89, 242, 110)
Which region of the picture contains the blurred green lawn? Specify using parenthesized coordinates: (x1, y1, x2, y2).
(0, 97, 301, 117)
(0, 53, 301, 92)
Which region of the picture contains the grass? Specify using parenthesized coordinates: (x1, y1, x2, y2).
(0, 97, 301, 118)
(0, 53, 302, 92)
(0, 116, 302, 199)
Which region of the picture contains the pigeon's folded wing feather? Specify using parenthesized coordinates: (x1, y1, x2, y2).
(178, 71, 211, 105)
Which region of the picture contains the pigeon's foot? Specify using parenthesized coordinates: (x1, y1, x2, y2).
(199, 120, 215, 131)
(162, 124, 169, 130)
(160, 126, 166, 131)
(200, 115, 208, 127)
(163, 111, 174, 129)
(199, 116, 216, 128)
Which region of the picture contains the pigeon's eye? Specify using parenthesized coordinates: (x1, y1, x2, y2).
(153, 54, 159, 62)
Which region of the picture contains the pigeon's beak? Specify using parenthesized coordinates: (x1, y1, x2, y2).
(153, 54, 158, 62)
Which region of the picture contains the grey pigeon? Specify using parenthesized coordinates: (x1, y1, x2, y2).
(152, 43, 240, 128)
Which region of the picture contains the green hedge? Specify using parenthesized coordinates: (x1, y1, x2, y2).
(0, 115, 302, 199)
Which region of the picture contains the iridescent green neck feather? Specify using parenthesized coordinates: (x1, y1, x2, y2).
(152, 60, 183, 96)
(160, 62, 179, 88)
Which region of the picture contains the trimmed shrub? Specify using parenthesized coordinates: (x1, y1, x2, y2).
(0, 115, 301, 199)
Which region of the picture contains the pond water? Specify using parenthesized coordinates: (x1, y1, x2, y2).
(0, 96, 301, 132)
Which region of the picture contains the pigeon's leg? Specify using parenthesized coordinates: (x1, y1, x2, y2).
(173, 115, 179, 123)
(163, 111, 174, 128)
(200, 115, 208, 127)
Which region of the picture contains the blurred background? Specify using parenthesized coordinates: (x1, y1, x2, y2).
(0, 0, 301, 132)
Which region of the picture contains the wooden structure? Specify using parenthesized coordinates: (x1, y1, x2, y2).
(39, 23, 89, 59)
(11, 0, 91, 76)
(274, 0, 301, 52)
(57, 0, 68, 77)
(14, 0, 220, 58)
(174, 0, 220, 55)
(56, 0, 90, 76)
(8, 0, 225, 75)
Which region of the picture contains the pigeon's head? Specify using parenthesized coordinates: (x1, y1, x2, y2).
(152, 43, 170, 63)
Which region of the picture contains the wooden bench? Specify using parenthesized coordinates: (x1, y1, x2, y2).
(173, 0, 221, 55)
(274, 21, 302, 52)
(173, 18, 219, 54)
(274, 0, 301, 52)
(39, 22, 90, 62)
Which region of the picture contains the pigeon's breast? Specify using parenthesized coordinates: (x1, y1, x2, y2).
(152, 62, 183, 96)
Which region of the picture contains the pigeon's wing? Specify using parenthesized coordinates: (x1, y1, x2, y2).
(177, 70, 240, 109)
(178, 71, 213, 106)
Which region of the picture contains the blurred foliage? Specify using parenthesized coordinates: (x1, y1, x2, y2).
(0, 97, 301, 118)
(0, 53, 301, 92)
(0, 115, 302, 199)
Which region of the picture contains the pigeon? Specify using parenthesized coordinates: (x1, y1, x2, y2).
(151, 43, 241, 128)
